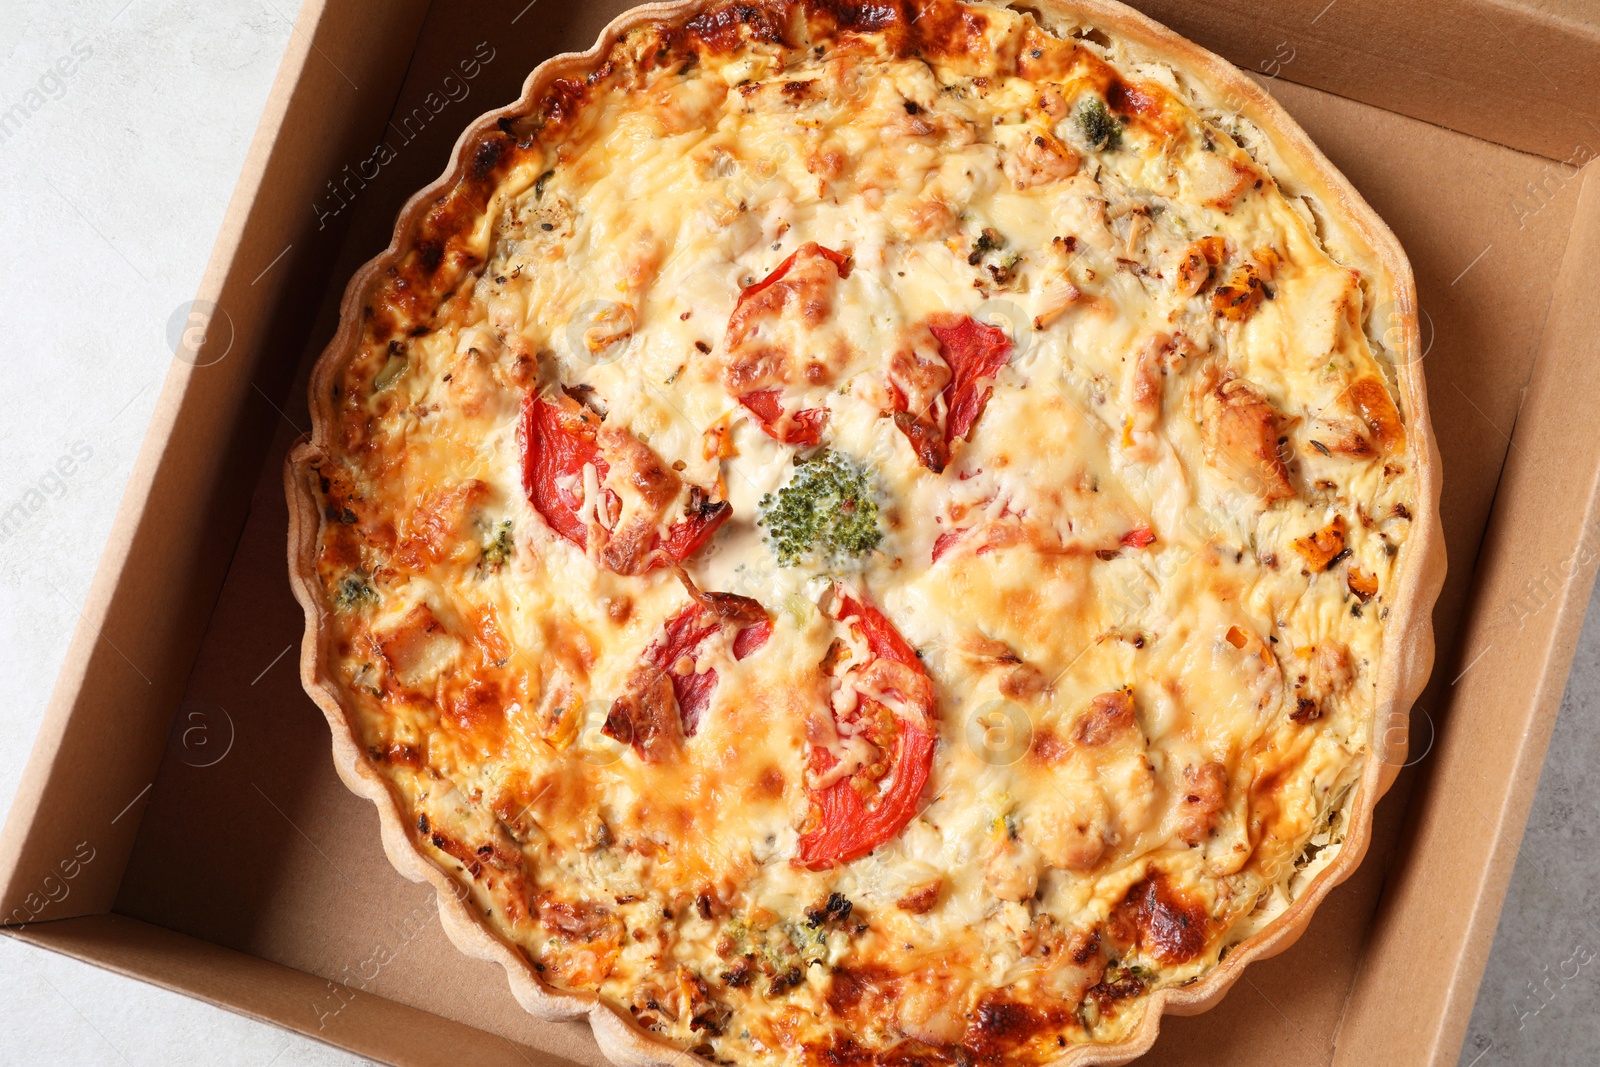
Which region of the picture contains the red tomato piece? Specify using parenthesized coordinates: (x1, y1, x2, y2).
(799, 724, 934, 869)
(650, 607, 722, 738)
(737, 243, 853, 305)
(658, 496, 734, 561)
(728, 242, 851, 446)
(521, 395, 730, 571)
(834, 591, 919, 667)
(620, 601, 772, 746)
(520, 395, 615, 549)
(732, 617, 773, 661)
(891, 315, 1013, 471)
(930, 528, 965, 563)
(797, 590, 935, 868)
(737, 389, 827, 446)
(927, 314, 1013, 444)
(1120, 523, 1156, 549)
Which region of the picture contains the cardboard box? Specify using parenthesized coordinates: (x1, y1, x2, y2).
(4, 1, 1598, 1063)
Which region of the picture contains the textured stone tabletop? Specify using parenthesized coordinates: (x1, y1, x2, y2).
(0, 2, 1594, 1064)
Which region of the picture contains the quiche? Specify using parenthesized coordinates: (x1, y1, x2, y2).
(286, 1, 1444, 1063)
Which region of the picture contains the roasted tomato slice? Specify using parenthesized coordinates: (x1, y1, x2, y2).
(658, 487, 736, 562)
(797, 589, 935, 868)
(725, 242, 852, 445)
(520, 395, 731, 572)
(931, 314, 1013, 443)
(520, 393, 613, 548)
(731, 617, 774, 660)
(603, 574, 771, 759)
(740, 243, 853, 302)
(892, 314, 1014, 472)
(737, 389, 828, 446)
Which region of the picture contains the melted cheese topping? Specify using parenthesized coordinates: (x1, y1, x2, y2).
(307, 2, 1419, 1062)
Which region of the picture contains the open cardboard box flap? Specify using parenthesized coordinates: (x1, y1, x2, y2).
(4, 1, 1599, 1064)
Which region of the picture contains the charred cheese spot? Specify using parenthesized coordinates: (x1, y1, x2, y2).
(1109, 873, 1210, 964)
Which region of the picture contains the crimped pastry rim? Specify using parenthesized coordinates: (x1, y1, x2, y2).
(283, 1, 1446, 1063)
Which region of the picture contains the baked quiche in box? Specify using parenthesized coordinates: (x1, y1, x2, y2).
(287, 1, 1444, 1062)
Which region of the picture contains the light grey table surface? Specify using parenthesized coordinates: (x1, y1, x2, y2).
(0, 2, 1594, 1065)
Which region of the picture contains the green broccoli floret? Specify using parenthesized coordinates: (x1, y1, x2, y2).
(1077, 96, 1122, 151)
(987, 251, 1024, 286)
(967, 226, 1004, 265)
(480, 520, 513, 570)
(759, 450, 882, 568)
(334, 573, 378, 611)
(1102, 959, 1157, 985)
